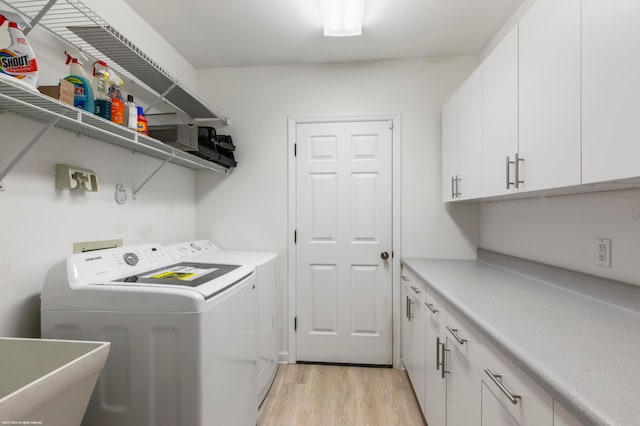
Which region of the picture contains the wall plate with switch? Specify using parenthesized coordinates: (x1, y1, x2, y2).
(596, 238, 611, 267)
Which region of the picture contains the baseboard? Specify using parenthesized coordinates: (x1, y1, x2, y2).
(277, 351, 289, 364)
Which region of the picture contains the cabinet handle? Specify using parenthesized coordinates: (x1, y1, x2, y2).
(407, 296, 413, 321)
(506, 156, 515, 189)
(484, 369, 521, 405)
(405, 296, 410, 320)
(410, 285, 421, 294)
(446, 326, 467, 345)
(456, 176, 461, 197)
(441, 344, 450, 379)
(515, 153, 525, 189)
(425, 302, 439, 314)
(436, 337, 441, 371)
(451, 176, 455, 199)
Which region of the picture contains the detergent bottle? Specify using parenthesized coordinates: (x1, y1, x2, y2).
(63, 50, 94, 112)
(107, 69, 126, 125)
(0, 11, 38, 90)
(92, 60, 111, 120)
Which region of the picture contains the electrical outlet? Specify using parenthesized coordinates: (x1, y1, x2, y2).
(596, 238, 611, 267)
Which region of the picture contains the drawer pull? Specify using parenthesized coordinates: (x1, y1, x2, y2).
(484, 369, 521, 405)
(410, 285, 422, 294)
(406, 296, 413, 321)
(446, 326, 467, 345)
(441, 344, 450, 379)
(425, 302, 439, 314)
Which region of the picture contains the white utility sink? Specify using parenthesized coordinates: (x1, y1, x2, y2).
(0, 338, 109, 426)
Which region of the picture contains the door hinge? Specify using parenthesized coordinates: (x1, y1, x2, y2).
(294, 230, 297, 244)
(294, 143, 297, 157)
(294, 316, 297, 331)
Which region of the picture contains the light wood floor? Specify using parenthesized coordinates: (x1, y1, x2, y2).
(258, 364, 427, 426)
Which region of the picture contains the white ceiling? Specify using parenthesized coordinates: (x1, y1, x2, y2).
(123, 0, 524, 69)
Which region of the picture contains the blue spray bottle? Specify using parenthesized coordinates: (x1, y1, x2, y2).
(63, 50, 94, 112)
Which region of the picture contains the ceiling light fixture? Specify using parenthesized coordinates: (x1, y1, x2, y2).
(319, 0, 366, 37)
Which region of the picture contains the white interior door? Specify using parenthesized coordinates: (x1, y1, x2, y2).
(295, 120, 393, 365)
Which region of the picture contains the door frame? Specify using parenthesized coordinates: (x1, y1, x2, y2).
(286, 114, 402, 368)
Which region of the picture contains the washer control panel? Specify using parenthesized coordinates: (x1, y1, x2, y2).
(69, 244, 170, 284)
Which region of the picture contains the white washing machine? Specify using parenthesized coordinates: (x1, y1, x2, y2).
(165, 240, 278, 404)
(41, 243, 259, 426)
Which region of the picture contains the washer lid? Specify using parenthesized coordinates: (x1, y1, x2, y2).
(101, 262, 253, 299)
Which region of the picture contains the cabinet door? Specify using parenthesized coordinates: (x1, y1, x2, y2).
(401, 281, 413, 372)
(442, 93, 459, 202)
(483, 25, 519, 197)
(458, 66, 483, 200)
(445, 339, 481, 426)
(481, 382, 519, 426)
(424, 304, 446, 426)
(410, 298, 426, 413)
(518, 0, 581, 191)
(582, 0, 640, 183)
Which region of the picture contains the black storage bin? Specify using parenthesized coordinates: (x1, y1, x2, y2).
(195, 127, 237, 168)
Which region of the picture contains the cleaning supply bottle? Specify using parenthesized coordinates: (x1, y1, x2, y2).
(107, 69, 126, 125)
(0, 11, 38, 90)
(63, 50, 94, 112)
(127, 95, 137, 130)
(136, 106, 148, 135)
(92, 60, 111, 120)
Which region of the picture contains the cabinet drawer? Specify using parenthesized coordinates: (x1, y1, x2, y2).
(445, 305, 483, 363)
(401, 269, 426, 304)
(481, 341, 553, 425)
(424, 287, 446, 328)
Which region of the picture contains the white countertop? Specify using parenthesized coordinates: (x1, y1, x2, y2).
(402, 256, 640, 426)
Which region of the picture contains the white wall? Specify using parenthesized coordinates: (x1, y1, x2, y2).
(0, 114, 197, 337)
(481, 189, 640, 286)
(195, 57, 482, 356)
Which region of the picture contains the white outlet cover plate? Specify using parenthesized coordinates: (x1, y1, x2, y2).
(596, 238, 611, 267)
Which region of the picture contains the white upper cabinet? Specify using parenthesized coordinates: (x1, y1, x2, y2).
(582, 0, 640, 183)
(442, 93, 460, 202)
(482, 25, 519, 197)
(457, 66, 484, 200)
(518, 0, 581, 192)
(442, 67, 483, 202)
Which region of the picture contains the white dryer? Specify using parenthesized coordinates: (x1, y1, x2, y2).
(41, 243, 259, 426)
(165, 240, 278, 404)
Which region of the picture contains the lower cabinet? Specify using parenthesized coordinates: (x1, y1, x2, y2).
(445, 338, 481, 426)
(424, 290, 446, 426)
(401, 274, 426, 413)
(402, 265, 573, 426)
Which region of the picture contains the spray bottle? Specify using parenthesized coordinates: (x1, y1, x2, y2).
(0, 11, 38, 90)
(107, 69, 127, 125)
(92, 60, 111, 120)
(63, 50, 94, 112)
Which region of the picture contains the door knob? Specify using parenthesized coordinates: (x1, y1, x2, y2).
(380, 251, 389, 260)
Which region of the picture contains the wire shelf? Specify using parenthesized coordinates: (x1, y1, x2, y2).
(2, 0, 228, 122)
(0, 76, 229, 173)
